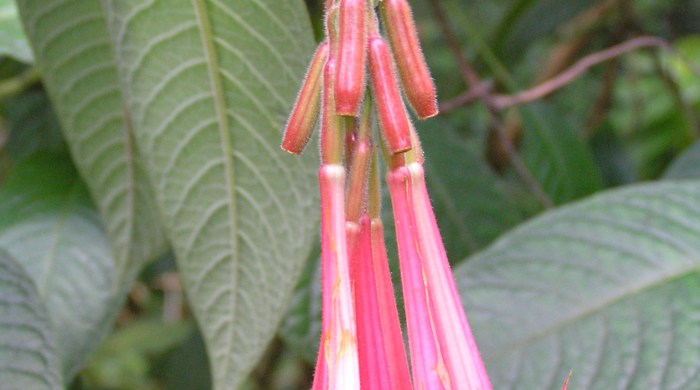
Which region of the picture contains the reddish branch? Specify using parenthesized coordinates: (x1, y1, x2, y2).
(440, 36, 671, 113)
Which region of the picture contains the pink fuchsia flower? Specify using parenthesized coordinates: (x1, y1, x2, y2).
(387, 161, 492, 390)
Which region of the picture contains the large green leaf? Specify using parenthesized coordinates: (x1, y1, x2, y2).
(456, 181, 700, 389)
(0, 154, 116, 378)
(520, 102, 604, 203)
(101, 1, 318, 388)
(17, 0, 167, 293)
(0, 0, 32, 62)
(0, 250, 62, 389)
(664, 140, 700, 180)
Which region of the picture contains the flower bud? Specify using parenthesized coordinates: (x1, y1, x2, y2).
(335, 0, 367, 116)
(381, 0, 438, 119)
(368, 35, 412, 154)
(281, 42, 329, 154)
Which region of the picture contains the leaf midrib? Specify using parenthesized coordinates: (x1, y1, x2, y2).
(191, 0, 239, 384)
(482, 261, 700, 361)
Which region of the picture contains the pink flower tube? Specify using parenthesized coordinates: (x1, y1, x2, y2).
(387, 162, 492, 390)
(318, 165, 360, 390)
(352, 216, 412, 389)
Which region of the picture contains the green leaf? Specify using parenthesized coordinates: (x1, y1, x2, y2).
(0, 154, 116, 378)
(101, 1, 318, 388)
(664, 140, 700, 180)
(17, 0, 167, 293)
(0, 250, 62, 389)
(520, 102, 604, 203)
(456, 181, 700, 389)
(2, 90, 65, 162)
(0, 0, 32, 62)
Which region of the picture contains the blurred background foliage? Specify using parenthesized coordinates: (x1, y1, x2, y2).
(0, 0, 699, 388)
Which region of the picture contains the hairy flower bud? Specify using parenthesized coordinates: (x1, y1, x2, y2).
(281, 42, 329, 154)
(368, 35, 412, 154)
(335, 0, 367, 116)
(381, 0, 438, 119)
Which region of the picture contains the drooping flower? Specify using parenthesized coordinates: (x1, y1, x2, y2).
(344, 101, 412, 389)
(283, 1, 495, 389)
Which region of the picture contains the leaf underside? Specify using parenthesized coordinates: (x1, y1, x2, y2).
(0, 155, 116, 378)
(0, 250, 62, 389)
(457, 181, 700, 389)
(17, 0, 167, 294)
(101, 0, 318, 388)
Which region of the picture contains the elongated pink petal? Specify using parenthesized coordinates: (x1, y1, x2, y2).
(369, 218, 413, 389)
(311, 331, 327, 390)
(352, 218, 387, 389)
(319, 165, 360, 390)
(397, 162, 492, 390)
(387, 168, 448, 390)
(351, 216, 412, 390)
(335, 0, 367, 116)
(561, 372, 572, 390)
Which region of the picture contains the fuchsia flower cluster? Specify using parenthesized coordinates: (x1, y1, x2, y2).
(282, 0, 493, 388)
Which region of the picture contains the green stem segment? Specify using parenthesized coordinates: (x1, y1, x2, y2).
(321, 58, 345, 165)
